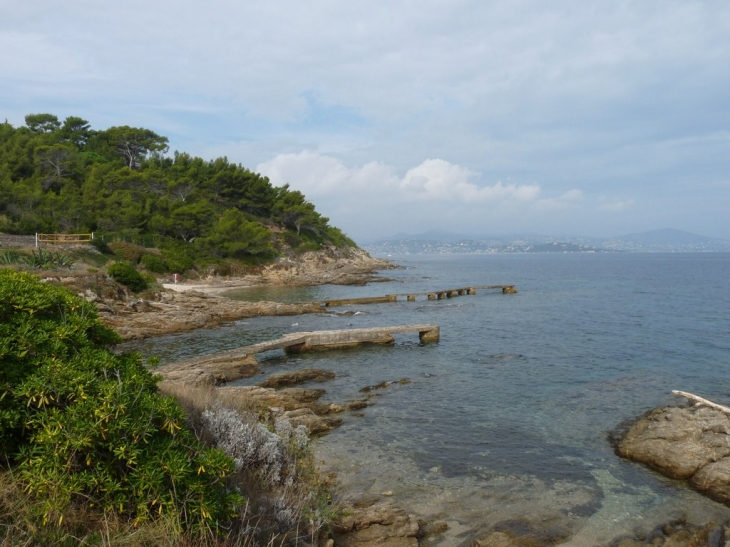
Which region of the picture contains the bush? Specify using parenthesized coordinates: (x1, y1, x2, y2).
(159, 240, 196, 273)
(140, 253, 169, 274)
(162, 384, 334, 540)
(108, 262, 148, 292)
(90, 238, 113, 254)
(0, 270, 242, 531)
(107, 241, 147, 263)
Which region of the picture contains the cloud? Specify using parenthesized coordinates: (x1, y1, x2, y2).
(2, 1, 728, 238)
(257, 153, 542, 205)
(256, 152, 595, 239)
(598, 198, 635, 212)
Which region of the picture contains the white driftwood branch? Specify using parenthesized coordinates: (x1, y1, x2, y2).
(672, 390, 730, 415)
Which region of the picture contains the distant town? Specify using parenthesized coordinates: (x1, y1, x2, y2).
(363, 229, 730, 254)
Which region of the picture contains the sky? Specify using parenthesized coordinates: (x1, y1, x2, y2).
(2, 1, 729, 243)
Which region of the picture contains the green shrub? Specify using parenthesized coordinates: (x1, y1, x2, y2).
(159, 240, 196, 273)
(90, 238, 113, 254)
(107, 242, 146, 263)
(140, 253, 169, 274)
(24, 248, 55, 268)
(0, 269, 242, 530)
(108, 262, 148, 292)
(51, 251, 75, 268)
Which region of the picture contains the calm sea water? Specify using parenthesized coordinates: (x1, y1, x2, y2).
(122, 253, 730, 545)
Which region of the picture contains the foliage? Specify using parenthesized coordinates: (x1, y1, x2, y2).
(162, 384, 335, 542)
(0, 249, 23, 265)
(107, 262, 148, 292)
(0, 248, 75, 268)
(0, 115, 355, 262)
(0, 270, 243, 532)
(107, 241, 147, 263)
(197, 208, 274, 259)
(90, 237, 113, 254)
(141, 252, 169, 274)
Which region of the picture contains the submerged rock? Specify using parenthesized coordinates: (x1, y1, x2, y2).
(616, 405, 730, 504)
(259, 368, 336, 388)
(332, 500, 420, 547)
(611, 517, 728, 547)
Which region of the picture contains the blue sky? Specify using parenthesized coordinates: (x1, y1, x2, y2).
(2, 0, 729, 242)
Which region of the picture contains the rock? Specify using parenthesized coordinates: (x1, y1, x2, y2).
(473, 532, 520, 547)
(616, 405, 730, 505)
(617, 406, 730, 480)
(281, 408, 342, 435)
(103, 290, 323, 340)
(611, 518, 728, 546)
(259, 368, 336, 388)
(157, 354, 260, 385)
(218, 385, 323, 409)
(332, 501, 420, 547)
(691, 459, 730, 503)
(359, 379, 410, 393)
(472, 518, 571, 547)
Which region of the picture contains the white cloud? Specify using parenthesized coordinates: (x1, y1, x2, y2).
(256, 152, 595, 239)
(257, 153, 542, 205)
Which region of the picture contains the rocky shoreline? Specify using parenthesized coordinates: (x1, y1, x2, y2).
(48, 246, 392, 340)
(58, 248, 730, 546)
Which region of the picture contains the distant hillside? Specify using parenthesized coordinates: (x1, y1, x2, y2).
(365, 229, 730, 254)
(0, 114, 354, 266)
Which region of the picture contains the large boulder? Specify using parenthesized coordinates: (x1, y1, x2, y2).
(616, 405, 730, 503)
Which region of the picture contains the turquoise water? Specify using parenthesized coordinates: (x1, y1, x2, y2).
(123, 253, 730, 545)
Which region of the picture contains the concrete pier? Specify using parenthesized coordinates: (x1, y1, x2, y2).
(163, 324, 441, 368)
(319, 285, 516, 307)
(284, 324, 440, 353)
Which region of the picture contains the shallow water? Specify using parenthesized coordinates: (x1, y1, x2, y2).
(122, 253, 730, 545)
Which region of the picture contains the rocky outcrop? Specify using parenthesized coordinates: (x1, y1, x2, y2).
(102, 290, 323, 340)
(260, 246, 393, 286)
(156, 353, 260, 386)
(616, 405, 730, 504)
(259, 368, 336, 388)
(216, 386, 344, 435)
(332, 500, 421, 547)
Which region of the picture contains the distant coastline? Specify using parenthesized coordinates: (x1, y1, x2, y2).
(364, 228, 730, 254)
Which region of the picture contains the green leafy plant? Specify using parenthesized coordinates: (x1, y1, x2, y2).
(140, 253, 169, 274)
(51, 251, 75, 268)
(107, 262, 148, 292)
(0, 250, 25, 265)
(24, 248, 55, 268)
(0, 269, 243, 531)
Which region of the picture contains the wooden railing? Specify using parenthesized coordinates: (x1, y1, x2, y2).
(36, 233, 93, 246)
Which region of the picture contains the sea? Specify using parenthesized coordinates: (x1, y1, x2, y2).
(121, 252, 730, 545)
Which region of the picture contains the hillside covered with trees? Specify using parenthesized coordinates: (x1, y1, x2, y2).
(0, 114, 354, 267)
